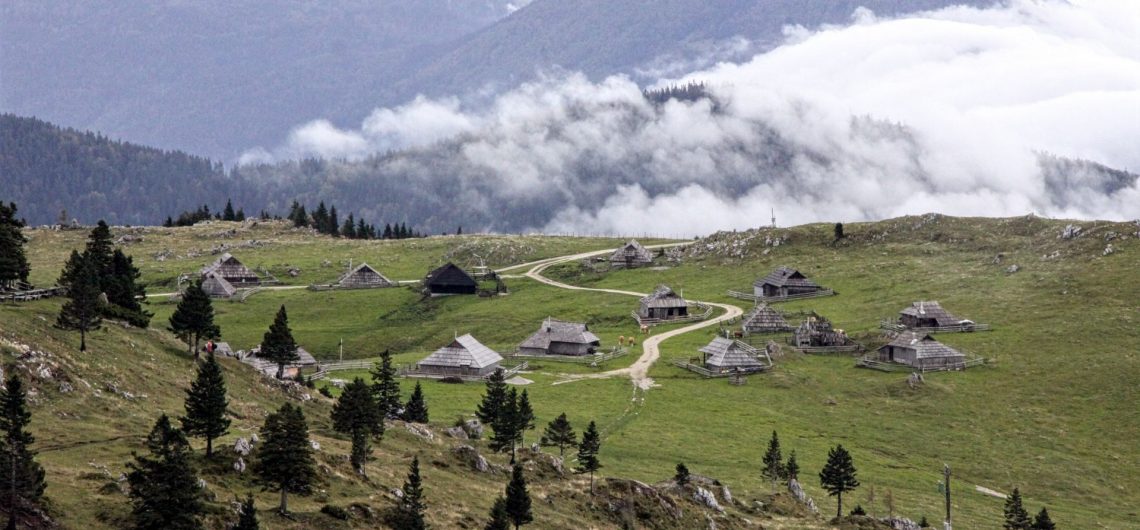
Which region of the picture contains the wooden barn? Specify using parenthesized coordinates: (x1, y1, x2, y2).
(699, 337, 768, 373)
(200, 272, 236, 298)
(742, 304, 791, 334)
(753, 267, 825, 298)
(899, 301, 968, 329)
(416, 334, 503, 377)
(638, 285, 689, 320)
(610, 240, 654, 268)
(792, 315, 851, 348)
(250, 344, 319, 378)
(337, 263, 394, 289)
(876, 331, 967, 370)
(200, 253, 261, 286)
(518, 318, 601, 356)
(424, 263, 478, 295)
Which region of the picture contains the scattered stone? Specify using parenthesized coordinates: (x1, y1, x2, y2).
(1060, 224, 1082, 239)
(310, 440, 321, 451)
(720, 485, 733, 505)
(1005, 264, 1020, 274)
(788, 479, 819, 514)
(58, 382, 74, 393)
(233, 457, 246, 473)
(694, 487, 724, 512)
(886, 517, 922, 530)
(1041, 250, 1061, 260)
(462, 419, 484, 439)
(391, 488, 404, 499)
(451, 445, 490, 473)
(1103, 244, 1115, 256)
(405, 422, 434, 441)
(197, 478, 207, 489)
(991, 253, 1003, 264)
(250, 433, 259, 445)
(287, 267, 301, 277)
(445, 426, 468, 440)
(234, 438, 252, 456)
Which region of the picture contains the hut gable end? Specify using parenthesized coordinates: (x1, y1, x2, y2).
(899, 301, 962, 328)
(518, 318, 601, 356)
(425, 262, 478, 295)
(700, 337, 765, 371)
(610, 240, 654, 268)
(418, 334, 503, 376)
(200, 252, 260, 285)
(337, 262, 394, 289)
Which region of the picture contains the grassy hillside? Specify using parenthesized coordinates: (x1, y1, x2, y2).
(5, 215, 1139, 528)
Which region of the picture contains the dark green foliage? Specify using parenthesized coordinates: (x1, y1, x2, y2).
(180, 352, 230, 457)
(84, 221, 114, 277)
(320, 504, 350, 520)
(834, 222, 845, 240)
(168, 279, 220, 358)
(332, 378, 382, 475)
(222, 200, 236, 222)
(126, 414, 203, 530)
(643, 81, 711, 104)
(785, 450, 799, 482)
(390, 456, 427, 530)
(104, 248, 152, 327)
(577, 421, 602, 494)
(1003, 487, 1031, 530)
(762, 430, 784, 488)
(370, 350, 402, 419)
(260, 305, 298, 379)
(484, 496, 510, 530)
(919, 516, 929, 528)
(0, 202, 30, 288)
(674, 463, 690, 486)
(0, 372, 46, 527)
(288, 201, 308, 227)
(505, 464, 533, 529)
(819, 444, 860, 519)
(1032, 507, 1055, 530)
(514, 390, 535, 446)
(490, 388, 519, 458)
(56, 251, 102, 351)
(252, 403, 316, 514)
(540, 413, 576, 457)
(477, 369, 509, 427)
(850, 505, 866, 516)
(234, 494, 259, 530)
(402, 382, 429, 423)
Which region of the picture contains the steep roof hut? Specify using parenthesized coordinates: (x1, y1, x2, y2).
(742, 304, 791, 334)
(610, 240, 654, 268)
(637, 285, 689, 320)
(792, 315, 850, 348)
(899, 301, 963, 329)
(424, 262, 478, 295)
(518, 318, 601, 356)
(337, 263, 394, 289)
(200, 272, 236, 298)
(200, 253, 261, 286)
(700, 337, 767, 373)
(417, 334, 503, 377)
(251, 345, 318, 366)
(753, 266, 824, 299)
(877, 331, 966, 370)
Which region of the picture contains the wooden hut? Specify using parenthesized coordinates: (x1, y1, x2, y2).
(416, 334, 503, 377)
(610, 240, 654, 269)
(518, 318, 601, 356)
(250, 344, 319, 378)
(742, 304, 791, 334)
(424, 262, 478, 296)
(200, 253, 261, 286)
(638, 285, 689, 320)
(899, 301, 967, 329)
(337, 263, 394, 289)
(200, 272, 236, 298)
(700, 337, 768, 373)
(792, 315, 851, 348)
(876, 331, 966, 370)
(753, 266, 825, 298)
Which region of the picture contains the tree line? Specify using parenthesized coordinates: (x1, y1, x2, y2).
(287, 200, 425, 240)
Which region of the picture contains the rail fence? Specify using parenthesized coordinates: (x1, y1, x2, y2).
(727, 289, 836, 303)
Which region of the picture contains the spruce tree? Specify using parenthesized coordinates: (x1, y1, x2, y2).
(918, 515, 929, 528)
(1031, 507, 1055, 530)
(834, 222, 845, 240)
(674, 463, 690, 486)
(342, 214, 356, 239)
(383, 223, 392, 239)
(762, 430, 784, 489)
(180, 352, 230, 457)
(331, 378, 382, 476)
(505, 464, 533, 529)
(105, 248, 152, 327)
(514, 390, 535, 448)
(490, 388, 519, 458)
(369, 350, 402, 420)
(402, 382, 429, 423)
(260, 305, 298, 379)
(235, 209, 246, 222)
(56, 251, 102, 351)
(0, 202, 30, 289)
(477, 369, 509, 427)
(391, 456, 427, 530)
(126, 414, 203, 530)
(785, 449, 800, 482)
(577, 421, 602, 494)
(168, 279, 220, 359)
(1003, 487, 1031, 530)
(484, 496, 510, 530)
(223, 200, 236, 221)
(252, 403, 316, 514)
(540, 413, 576, 456)
(0, 372, 46, 528)
(328, 206, 339, 236)
(234, 494, 259, 530)
(819, 444, 860, 519)
(84, 220, 114, 279)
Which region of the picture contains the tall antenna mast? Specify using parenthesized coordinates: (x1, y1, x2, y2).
(771, 208, 776, 228)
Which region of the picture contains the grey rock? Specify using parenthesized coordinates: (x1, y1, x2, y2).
(694, 487, 723, 512)
(445, 426, 469, 440)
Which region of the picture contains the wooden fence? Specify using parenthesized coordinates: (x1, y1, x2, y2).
(0, 286, 66, 302)
(855, 356, 987, 373)
(727, 289, 836, 303)
(669, 359, 771, 378)
(398, 361, 529, 382)
(510, 347, 628, 365)
(879, 320, 992, 333)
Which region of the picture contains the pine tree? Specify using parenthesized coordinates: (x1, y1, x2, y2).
(477, 369, 509, 427)
(56, 251, 102, 351)
(402, 382, 429, 423)
(313, 202, 329, 233)
(514, 390, 535, 448)
(674, 463, 690, 486)
(577, 421, 602, 494)
(84, 220, 114, 279)
(1003, 487, 1031, 530)
(918, 515, 929, 528)
(360, 218, 371, 239)
(819, 444, 860, 519)
(1031, 507, 1055, 530)
(253, 403, 315, 514)
(762, 430, 784, 490)
(105, 248, 152, 327)
(168, 279, 220, 359)
(260, 305, 298, 379)
(234, 494, 259, 530)
(331, 378, 382, 476)
(834, 222, 845, 240)
(342, 214, 356, 239)
(540, 413, 576, 456)
(180, 352, 230, 457)
(505, 464, 533, 529)
(369, 350, 402, 420)
(391, 456, 427, 530)
(163, 216, 174, 228)
(0, 202, 30, 289)
(328, 206, 339, 236)
(383, 223, 392, 239)
(457, 226, 462, 235)
(490, 388, 519, 459)
(484, 496, 510, 530)
(126, 414, 204, 530)
(0, 372, 46, 528)
(785, 450, 800, 482)
(235, 209, 246, 222)
(223, 200, 236, 221)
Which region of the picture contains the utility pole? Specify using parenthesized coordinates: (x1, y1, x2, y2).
(770, 208, 776, 228)
(943, 464, 952, 530)
(339, 338, 343, 362)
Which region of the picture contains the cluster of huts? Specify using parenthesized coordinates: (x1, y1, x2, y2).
(198, 253, 262, 298)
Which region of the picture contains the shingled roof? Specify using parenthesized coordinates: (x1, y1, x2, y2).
(884, 332, 964, 360)
(420, 334, 503, 369)
(640, 285, 688, 308)
(200, 252, 260, 283)
(610, 240, 654, 265)
(899, 301, 961, 327)
(200, 272, 236, 298)
(753, 266, 819, 289)
(700, 337, 765, 370)
(337, 262, 394, 288)
(425, 262, 477, 289)
(742, 304, 791, 332)
(519, 318, 600, 350)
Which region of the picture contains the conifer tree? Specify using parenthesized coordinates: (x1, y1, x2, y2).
(235, 209, 246, 222)
(540, 413, 576, 456)
(168, 279, 220, 359)
(918, 515, 929, 528)
(785, 449, 800, 482)
(180, 352, 230, 457)
(234, 494, 259, 530)
(762, 430, 784, 490)
(514, 389, 535, 447)
(1003, 487, 1031, 530)
(834, 222, 845, 240)
(56, 251, 102, 351)
(84, 220, 114, 279)
(484, 496, 510, 530)
(505, 464, 533, 529)
(360, 218, 371, 239)
(126, 414, 203, 530)
(383, 223, 392, 239)
(105, 248, 152, 327)
(477, 369, 509, 427)
(328, 206, 339, 236)
(342, 214, 356, 239)
(819, 444, 860, 519)
(260, 305, 298, 379)
(0, 202, 30, 289)
(369, 350, 402, 419)
(402, 382, 429, 423)
(331, 378, 382, 476)
(674, 463, 690, 486)
(1031, 507, 1055, 530)
(313, 202, 329, 232)
(490, 388, 520, 459)
(0, 372, 46, 529)
(577, 421, 602, 494)
(391, 456, 427, 530)
(252, 403, 316, 514)
(223, 200, 236, 221)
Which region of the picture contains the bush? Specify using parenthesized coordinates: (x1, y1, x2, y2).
(320, 504, 350, 520)
(850, 505, 866, 516)
(318, 386, 334, 398)
(438, 376, 464, 384)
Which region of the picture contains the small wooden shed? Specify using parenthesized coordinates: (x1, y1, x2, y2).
(424, 262, 478, 295)
(337, 263, 394, 289)
(793, 315, 850, 348)
(877, 332, 966, 370)
(417, 334, 503, 377)
(638, 285, 689, 320)
(200, 272, 236, 298)
(200, 253, 261, 286)
(753, 267, 824, 298)
(518, 318, 601, 356)
(899, 301, 964, 329)
(610, 240, 654, 268)
(700, 337, 767, 373)
(742, 304, 791, 334)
